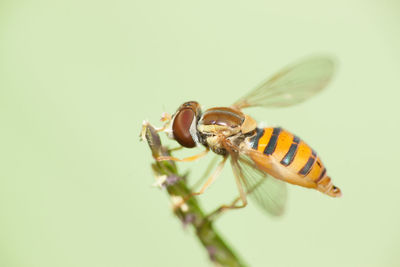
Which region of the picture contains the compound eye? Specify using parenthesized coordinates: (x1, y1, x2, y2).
(172, 108, 196, 148)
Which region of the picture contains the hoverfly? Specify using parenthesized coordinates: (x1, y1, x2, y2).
(148, 56, 341, 216)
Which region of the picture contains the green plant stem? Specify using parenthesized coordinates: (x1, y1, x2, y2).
(142, 124, 247, 267)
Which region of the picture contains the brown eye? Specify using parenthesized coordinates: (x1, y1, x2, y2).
(172, 108, 196, 148)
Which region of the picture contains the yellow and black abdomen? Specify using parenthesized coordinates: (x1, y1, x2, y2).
(249, 127, 341, 197)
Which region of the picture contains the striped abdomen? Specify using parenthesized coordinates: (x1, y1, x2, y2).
(249, 127, 341, 197)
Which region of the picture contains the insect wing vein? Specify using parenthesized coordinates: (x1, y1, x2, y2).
(232, 56, 335, 109)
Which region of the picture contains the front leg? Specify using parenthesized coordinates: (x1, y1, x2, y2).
(139, 112, 172, 140)
(156, 149, 209, 162)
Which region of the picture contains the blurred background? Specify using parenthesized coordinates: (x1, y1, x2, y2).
(1, 0, 399, 266)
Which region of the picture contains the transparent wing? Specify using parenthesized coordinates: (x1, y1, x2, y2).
(232, 55, 335, 109)
(231, 152, 287, 216)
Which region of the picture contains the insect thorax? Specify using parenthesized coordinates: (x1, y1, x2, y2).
(196, 107, 249, 155)
(197, 124, 253, 156)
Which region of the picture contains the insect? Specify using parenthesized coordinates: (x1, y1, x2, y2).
(147, 55, 341, 216)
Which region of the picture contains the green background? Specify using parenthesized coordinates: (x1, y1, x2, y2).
(1, 1, 399, 266)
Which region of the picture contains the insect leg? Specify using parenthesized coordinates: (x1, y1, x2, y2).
(140, 112, 172, 140)
(160, 112, 172, 122)
(156, 149, 209, 162)
(206, 166, 248, 220)
(207, 195, 248, 221)
(140, 119, 168, 141)
(222, 169, 248, 210)
(172, 157, 227, 211)
(149, 112, 172, 133)
(191, 156, 227, 196)
(192, 155, 219, 190)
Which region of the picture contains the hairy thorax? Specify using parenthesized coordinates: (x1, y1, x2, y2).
(196, 107, 257, 155)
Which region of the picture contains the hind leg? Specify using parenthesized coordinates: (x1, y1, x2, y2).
(206, 169, 248, 221)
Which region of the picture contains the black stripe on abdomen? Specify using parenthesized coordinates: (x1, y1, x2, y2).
(264, 127, 282, 155)
(316, 168, 327, 182)
(251, 128, 265, 149)
(280, 136, 300, 166)
(298, 150, 317, 176)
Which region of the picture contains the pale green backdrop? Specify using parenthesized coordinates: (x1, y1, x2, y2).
(1, 1, 399, 267)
